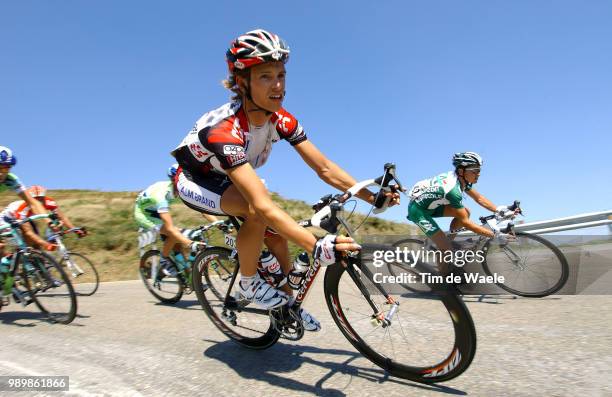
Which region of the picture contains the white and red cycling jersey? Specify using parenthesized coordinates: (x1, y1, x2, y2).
(1, 197, 58, 221)
(171, 101, 307, 177)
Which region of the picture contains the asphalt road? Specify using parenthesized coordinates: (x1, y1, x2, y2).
(1, 278, 611, 397)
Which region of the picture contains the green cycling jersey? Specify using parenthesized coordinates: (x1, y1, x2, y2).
(134, 181, 178, 229)
(407, 171, 473, 236)
(0, 173, 26, 194)
(408, 170, 472, 211)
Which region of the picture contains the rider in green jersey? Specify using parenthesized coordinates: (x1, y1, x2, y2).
(407, 152, 516, 272)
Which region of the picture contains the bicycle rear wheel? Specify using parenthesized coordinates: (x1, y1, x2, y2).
(60, 252, 100, 296)
(193, 246, 279, 349)
(17, 250, 78, 324)
(482, 232, 569, 297)
(139, 250, 184, 304)
(324, 259, 476, 383)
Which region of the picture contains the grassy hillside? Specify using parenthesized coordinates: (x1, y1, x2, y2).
(0, 189, 416, 281)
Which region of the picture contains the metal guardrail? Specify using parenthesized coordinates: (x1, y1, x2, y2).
(513, 210, 612, 234)
(456, 209, 612, 236)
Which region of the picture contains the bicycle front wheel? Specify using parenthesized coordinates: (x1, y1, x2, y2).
(193, 246, 279, 349)
(388, 238, 431, 293)
(482, 232, 569, 297)
(60, 252, 100, 296)
(324, 260, 476, 383)
(18, 250, 78, 324)
(139, 250, 184, 304)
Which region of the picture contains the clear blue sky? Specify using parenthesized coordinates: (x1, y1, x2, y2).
(2, 0, 611, 226)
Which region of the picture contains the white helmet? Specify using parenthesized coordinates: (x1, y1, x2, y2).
(452, 152, 483, 168)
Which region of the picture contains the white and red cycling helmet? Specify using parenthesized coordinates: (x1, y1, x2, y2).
(28, 185, 47, 198)
(226, 29, 290, 72)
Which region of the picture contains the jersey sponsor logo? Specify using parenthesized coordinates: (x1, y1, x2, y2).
(267, 261, 280, 273)
(226, 153, 246, 167)
(223, 145, 244, 155)
(179, 186, 216, 209)
(278, 116, 293, 133)
(418, 220, 436, 232)
(188, 142, 208, 161)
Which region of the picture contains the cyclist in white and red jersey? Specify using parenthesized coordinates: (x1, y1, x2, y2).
(1, 185, 84, 251)
(172, 29, 399, 329)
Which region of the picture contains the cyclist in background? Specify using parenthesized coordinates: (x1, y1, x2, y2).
(407, 151, 515, 273)
(1, 185, 85, 251)
(0, 146, 48, 218)
(135, 165, 217, 276)
(171, 29, 399, 331)
(1, 146, 54, 299)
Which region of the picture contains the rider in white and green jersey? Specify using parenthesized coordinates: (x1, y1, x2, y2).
(134, 165, 194, 274)
(407, 152, 515, 271)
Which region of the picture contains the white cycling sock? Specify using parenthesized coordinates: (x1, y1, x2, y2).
(239, 274, 257, 290)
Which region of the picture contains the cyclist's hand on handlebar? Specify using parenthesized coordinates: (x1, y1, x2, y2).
(495, 206, 519, 219)
(313, 235, 362, 267)
(495, 205, 509, 214)
(370, 188, 401, 208)
(45, 243, 58, 252)
(48, 221, 62, 233)
(75, 228, 87, 238)
(494, 230, 516, 244)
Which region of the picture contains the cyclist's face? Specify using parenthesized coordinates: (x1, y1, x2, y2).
(0, 165, 10, 182)
(464, 167, 480, 183)
(247, 62, 286, 112)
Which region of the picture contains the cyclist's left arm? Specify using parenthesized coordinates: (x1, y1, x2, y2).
(158, 212, 191, 246)
(54, 208, 75, 230)
(453, 207, 496, 238)
(293, 140, 399, 206)
(466, 188, 497, 212)
(202, 213, 219, 223)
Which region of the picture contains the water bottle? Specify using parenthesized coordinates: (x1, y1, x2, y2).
(1, 257, 11, 296)
(288, 252, 310, 290)
(258, 250, 286, 287)
(172, 252, 188, 271)
(0, 256, 10, 272)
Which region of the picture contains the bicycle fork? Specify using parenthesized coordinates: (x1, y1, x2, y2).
(501, 245, 525, 270)
(344, 258, 399, 328)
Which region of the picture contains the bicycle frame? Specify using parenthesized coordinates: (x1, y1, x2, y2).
(1, 214, 55, 301)
(216, 174, 403, 322)
(48, 231, 87, 277)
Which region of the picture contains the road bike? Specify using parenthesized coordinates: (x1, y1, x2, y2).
(390, 201, 569, 297)
(47, 226, 99, 296)
(0, 214, 77, 324)
(139, 220, 235, 304)
(193, 164, 477, 383)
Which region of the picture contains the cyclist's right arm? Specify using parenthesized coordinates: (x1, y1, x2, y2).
(158, 212, 190, 245)
(20, 221, 55, 251)
(202, 213, 219, 223)
(18, 189, 49, 219)
(225, 163, 358, 254)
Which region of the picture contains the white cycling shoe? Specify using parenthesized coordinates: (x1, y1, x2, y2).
(298, 307, 321, 332)
(237, 273, 289, 310)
